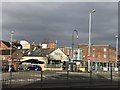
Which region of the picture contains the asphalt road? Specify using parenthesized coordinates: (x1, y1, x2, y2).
(2, 70, 120, 88)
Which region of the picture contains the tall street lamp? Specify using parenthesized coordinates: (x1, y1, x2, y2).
(115, 34, 118, 67)
(9, 31, 14, 88)
(71, 30, 78, 71)
(72, 30, 79, 58)
(88, 9, 96, 72)
(9, 31, 14, 72)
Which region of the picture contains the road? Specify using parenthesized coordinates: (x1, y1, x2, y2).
(2, 70, 120, 88)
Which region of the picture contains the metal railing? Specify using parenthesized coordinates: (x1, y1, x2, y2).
(2, 70, 120, 89)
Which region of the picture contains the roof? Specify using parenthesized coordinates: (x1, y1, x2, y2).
(12, 42, 23, 49)
(41, 48, 55, 56)
(1, 40, 11, 47)
(0, 40, 22, 49)
(22, 47, 55, 57)
(22, 47, 41, 56)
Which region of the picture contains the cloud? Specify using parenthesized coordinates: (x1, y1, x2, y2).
(2, 2, 118, 48)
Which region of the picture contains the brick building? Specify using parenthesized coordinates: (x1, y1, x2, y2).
(78, 44, 116, 71)
(47, 42, 57, 49)
(60, 44, 116, 71)
(0, 41, 22, 60)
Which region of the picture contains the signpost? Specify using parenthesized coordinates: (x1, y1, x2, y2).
(88, 56, 91, 72)
(70, 58, 74, 63)
(88, 56, 91, 60)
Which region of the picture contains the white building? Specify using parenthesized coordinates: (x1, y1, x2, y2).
(20, 40, 30, 49)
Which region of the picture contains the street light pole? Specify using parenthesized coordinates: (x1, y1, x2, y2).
(9, 31, 14, 88)
(9, 31, 14, 72)
(88, 9, 96, 72)
(115, 34, 118, 67)
(71, 30, 78, 72)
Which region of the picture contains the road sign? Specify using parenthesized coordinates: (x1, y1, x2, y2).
(70, 58, 73, 63)
(88, 56, 91, 60)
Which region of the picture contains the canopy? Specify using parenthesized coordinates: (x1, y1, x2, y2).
(21, 59, 44, 64)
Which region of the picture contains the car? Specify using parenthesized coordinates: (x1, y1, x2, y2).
(28, 65, 42, 71)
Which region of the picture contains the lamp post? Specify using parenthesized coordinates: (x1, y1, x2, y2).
(9, 31, 14, 72)
(115, 34, 118, 67)
(9, 31, 14, 88)
(88, 9, 96, 72)
(71, 30, 78, 71)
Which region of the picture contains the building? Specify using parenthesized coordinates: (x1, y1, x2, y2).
(47, 42, 57, 49)
(0, 40, 11, 50)
(21, 47, 68, 71)
(78, 44, 116, 71)
(0, 40, 23, 71)
(0, 40, 22, 60)
(60, 47, 72, 57)
(20, 40, 30, 49)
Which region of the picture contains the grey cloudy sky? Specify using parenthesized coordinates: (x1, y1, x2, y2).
(2, 2, 118, 48)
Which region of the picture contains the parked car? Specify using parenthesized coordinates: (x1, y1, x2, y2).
(28, 65, 42, 71)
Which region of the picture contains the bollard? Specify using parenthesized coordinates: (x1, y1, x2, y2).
(41, 70, 42, 82)
(90, 70, 92, 79)
(67, 70, 69, 81)
(110, 64, 113, 81)
(67, 70, 69, 88)
(41, 70, 43, 90)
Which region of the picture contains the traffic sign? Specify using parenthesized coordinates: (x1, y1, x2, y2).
(70, 58, 74, 63)
(88, 56, 91, 60)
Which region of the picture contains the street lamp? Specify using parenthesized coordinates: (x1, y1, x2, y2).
(71, 30, 78, 71)
(115, 34, 118, 67)
(72, 30, 79, 58)
(9, 31, 14, 72)
(88, 9, 96, 72)
(9, 31, 14, 88)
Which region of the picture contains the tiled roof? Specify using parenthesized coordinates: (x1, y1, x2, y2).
(0, 40, 22, 49)
(1, 40, 11, 47)
(22, 47, 55, 57)
(41, 48, 55, 56)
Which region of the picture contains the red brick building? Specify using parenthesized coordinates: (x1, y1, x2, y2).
(0, 40, 23, 71)
(78, 44, 116, 71)
(60, 44, 116, 71)
(59, 47, 72, 59)
(47, 42, 57, 49)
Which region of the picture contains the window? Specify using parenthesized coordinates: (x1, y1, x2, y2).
(104, 48, 106, 52)
(93, 48, 95, 51)
(104, 54, 107, 58)
(67, 49, 69, 55)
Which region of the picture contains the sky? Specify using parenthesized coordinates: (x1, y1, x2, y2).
(1, 1, 118, 49)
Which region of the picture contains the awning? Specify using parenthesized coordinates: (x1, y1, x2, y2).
(21, 59, 44, 64)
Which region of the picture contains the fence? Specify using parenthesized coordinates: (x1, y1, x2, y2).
(2, 70, 120, 89)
